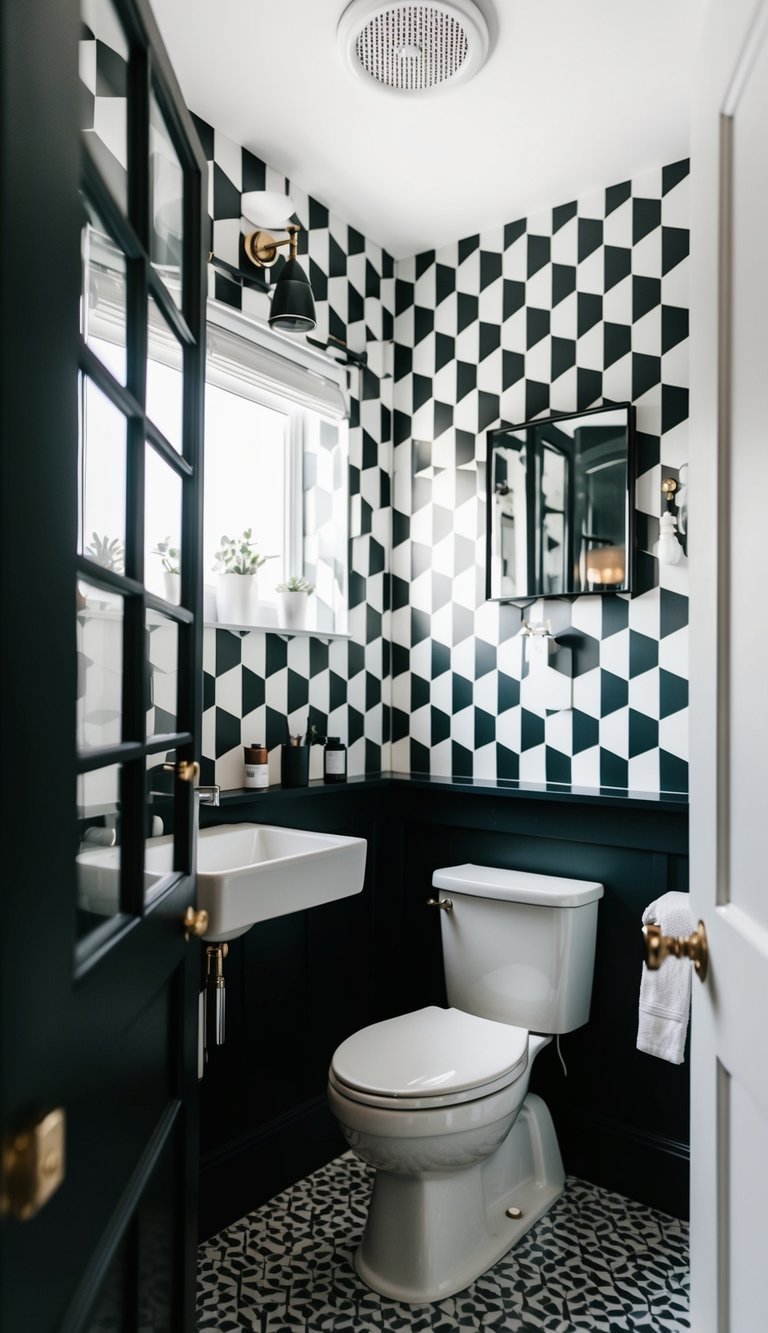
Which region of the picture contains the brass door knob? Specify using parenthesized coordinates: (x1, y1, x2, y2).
(183, 906, 209, 940)
(426, 897, 453, 912)
(643, 919, 708, 982)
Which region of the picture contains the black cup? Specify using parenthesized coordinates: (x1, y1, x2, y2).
(280, 744, 309, 788)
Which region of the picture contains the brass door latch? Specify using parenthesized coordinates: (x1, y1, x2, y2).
(183, 906, 209, 940)
(643, 919, 709, 981)
(1, 1108, 66, 1221)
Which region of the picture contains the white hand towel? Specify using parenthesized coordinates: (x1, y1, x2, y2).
(637, 891, 694, 1065)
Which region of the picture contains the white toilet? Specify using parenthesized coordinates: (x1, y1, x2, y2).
(328, 862, 604, 1303)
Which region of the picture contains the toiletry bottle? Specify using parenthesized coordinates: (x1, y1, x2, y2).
(244, 743, 269, 790)
(324, 736, 347, 784)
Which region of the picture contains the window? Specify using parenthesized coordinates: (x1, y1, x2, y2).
(83, 228, 349, 634)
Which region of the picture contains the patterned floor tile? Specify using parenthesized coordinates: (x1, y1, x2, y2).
(197, 1153, 689, 1332)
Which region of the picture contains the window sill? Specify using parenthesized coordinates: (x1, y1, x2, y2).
(205, 622, 351, 641)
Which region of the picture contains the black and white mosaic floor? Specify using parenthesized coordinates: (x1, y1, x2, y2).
(197, 1152, 689, 1332)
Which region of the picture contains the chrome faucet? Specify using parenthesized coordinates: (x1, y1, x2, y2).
(195, 785, 221, 808)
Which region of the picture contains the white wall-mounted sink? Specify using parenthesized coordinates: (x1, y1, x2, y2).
(77, 822, 367, 940)
(195, 823, 367, 940)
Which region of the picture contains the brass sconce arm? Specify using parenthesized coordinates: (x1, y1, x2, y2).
(244, 223, 301, 269)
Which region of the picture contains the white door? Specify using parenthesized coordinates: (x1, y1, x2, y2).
(690, 1, 768, 1328)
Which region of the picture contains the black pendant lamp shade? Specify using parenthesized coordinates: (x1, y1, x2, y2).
(269, 256, 317, 333)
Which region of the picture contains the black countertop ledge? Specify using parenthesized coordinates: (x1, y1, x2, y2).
(211, 771, 688, 813)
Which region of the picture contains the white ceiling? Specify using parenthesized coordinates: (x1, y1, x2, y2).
(152, 0, 698, 260)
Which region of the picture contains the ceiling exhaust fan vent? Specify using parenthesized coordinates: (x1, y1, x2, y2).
(337, 0, 489, 94)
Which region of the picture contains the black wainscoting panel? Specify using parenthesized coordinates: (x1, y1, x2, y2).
(198, 781, 689, 1238)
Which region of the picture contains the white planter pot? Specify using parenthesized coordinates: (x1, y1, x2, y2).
(278, 591, 309, 630)
(163, 570, 181, 606)
(216, 572, 259, 626)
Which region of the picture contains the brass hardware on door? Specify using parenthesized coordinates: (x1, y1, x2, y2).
(183, 906, 209, 941)
(164, 759, 200, 785)
(1, 1108, 66, 1220)
(427, 897, 453, 912)
(643, 919, 709, 982)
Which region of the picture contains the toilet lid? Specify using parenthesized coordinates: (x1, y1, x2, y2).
(330, 1006, 528, 1106)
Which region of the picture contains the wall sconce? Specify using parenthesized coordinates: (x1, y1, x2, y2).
(658, 475, 684, 565)
(241, 190, 316, 334)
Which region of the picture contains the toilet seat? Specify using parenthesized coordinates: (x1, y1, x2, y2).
(329, 1006, 528, 1110)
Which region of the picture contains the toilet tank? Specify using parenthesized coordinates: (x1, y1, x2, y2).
(432, 864, 604, 1034)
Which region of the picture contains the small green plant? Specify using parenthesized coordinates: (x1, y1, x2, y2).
(152, 537, 180, 575)
(276, 575, 315, 595)
(86, 532, 125, 573)
(214, 529, 276, 576)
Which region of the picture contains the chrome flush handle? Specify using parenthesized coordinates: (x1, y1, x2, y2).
(427, 897, 453, 912)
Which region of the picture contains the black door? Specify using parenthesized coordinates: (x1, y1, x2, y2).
(0, 1, 207, 1328)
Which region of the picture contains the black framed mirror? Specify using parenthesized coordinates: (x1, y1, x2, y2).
(486, 402, 636, 601)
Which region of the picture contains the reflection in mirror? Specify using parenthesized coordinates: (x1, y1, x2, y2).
(487, 404, 634, 600)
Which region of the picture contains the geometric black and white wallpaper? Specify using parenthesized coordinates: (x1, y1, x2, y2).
(82, 20, 689, 796)
(391, 161, 690, 793)
(195, 126, 689, 794)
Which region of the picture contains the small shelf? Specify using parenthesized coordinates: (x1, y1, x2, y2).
(205, 622, 352, 641)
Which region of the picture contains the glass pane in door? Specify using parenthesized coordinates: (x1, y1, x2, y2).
(78, 375, 128, 563)
(145, 749, 184, 908)
(80, 0, 130, 212)
(149, 90, 184, 309)
(77, 579, 124, 750)
(145, 445, 182, 603)
(81, 195, 127, 384)
(146, 610, 179, 736)
(147, 295, 184, 452)
(76, 764, 122, 937)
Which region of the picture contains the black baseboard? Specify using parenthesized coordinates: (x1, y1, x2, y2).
(557, 1108, 690, 1220)
(199, 1097, 345, 1241)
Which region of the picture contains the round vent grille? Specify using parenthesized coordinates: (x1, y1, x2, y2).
(337, 0, 489, 94)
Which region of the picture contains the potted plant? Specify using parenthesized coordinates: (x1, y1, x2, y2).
(86, 532, 125, 573)
(83, 533, 125, 609)
(152, 536, 181, 605)
(213, 529, 276, 625)
(275, 574, 314, 630)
